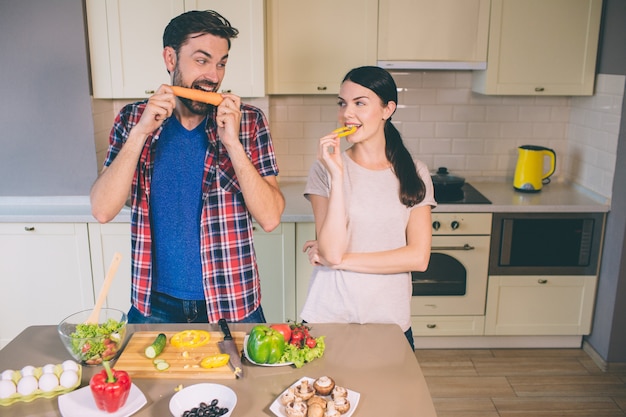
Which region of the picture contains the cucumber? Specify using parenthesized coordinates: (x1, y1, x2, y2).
(144, 333, 167, 359)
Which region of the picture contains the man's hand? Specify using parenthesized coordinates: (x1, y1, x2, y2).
(134, 85, 176, 136)
(215, 93, 242, 150)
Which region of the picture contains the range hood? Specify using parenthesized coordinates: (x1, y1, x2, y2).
(377, 60, 487, 70)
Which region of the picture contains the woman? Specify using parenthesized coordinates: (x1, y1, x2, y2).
(301, 66, 436, 350)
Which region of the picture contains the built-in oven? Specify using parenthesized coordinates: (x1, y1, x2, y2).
(411, 212, 492, 316)
(489, 212, 606, 276)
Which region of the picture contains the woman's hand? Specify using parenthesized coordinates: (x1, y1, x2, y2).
(318, 132, 343, 179)
(303, 240, 325, 266)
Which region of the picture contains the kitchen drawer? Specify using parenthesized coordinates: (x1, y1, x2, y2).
(411, 316, 485, 336)
(0, 223, 80, 235)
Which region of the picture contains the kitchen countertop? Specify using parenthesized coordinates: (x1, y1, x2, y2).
(0, 179, 609, 223)
(0, 323, 437, 417)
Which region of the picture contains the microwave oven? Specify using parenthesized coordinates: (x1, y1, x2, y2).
(489, 212, 605, 276)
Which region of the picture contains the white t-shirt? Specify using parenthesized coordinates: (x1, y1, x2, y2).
(301, 153, 436, 331)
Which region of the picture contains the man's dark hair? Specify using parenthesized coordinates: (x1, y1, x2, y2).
(163, 10, 239, 52)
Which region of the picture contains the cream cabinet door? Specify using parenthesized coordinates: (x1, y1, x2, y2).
(378, 0, 490, 69)
(0, 223, 93, 348)
(294, 222, 315, 321)
(472, 0, 602, 95)
(485, 275, 597, 335)
(88, 223, 132, 314)
(253, 223, 296, 323)
(86, 0, 264, 99)
(265, 0, 378, 94)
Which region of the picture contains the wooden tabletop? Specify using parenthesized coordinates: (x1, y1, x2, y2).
(0, 323, 437, 417)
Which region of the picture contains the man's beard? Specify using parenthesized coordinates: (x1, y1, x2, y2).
(172, 68, 215, 116)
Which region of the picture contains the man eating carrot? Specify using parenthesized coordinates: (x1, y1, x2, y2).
(89, 10, 285, 325)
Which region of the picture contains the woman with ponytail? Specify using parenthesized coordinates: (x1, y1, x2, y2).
(301, 66, 436, 350)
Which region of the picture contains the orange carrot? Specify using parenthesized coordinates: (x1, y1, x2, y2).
(333, 126, 357, 137)
(170, 86, 224, 106)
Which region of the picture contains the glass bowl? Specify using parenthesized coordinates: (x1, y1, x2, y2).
(57, 308, 128, 366)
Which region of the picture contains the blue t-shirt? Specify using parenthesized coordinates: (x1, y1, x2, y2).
(150, 117, 207, 300)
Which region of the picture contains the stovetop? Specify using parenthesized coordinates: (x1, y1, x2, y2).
(435, 183, 492, 204)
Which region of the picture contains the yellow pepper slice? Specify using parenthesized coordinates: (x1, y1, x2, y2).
(170, 330, 211, 349)
(333, 126, 357, 137)
(200, 353, 230, 369)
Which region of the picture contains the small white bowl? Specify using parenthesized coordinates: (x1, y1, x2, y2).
(169, 383, 237, 417)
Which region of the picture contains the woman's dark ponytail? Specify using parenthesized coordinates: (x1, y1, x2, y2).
(343, 66, 426, 207)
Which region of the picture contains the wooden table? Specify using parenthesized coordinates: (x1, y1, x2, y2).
(0, 323, 437, 416)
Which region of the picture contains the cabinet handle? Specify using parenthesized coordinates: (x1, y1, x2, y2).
(426, 324, 437, 329)
(431, 244, 475, 251)
(317, 86, 327, 91)
(535, 87, 545, 92)
(24, 226, 35, 232)
(538, 279, 548, 284)
(144, 90, 155, 94)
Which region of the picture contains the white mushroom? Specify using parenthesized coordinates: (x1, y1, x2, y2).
(331, 385, 348, 400)
(325, 400, 341, 417)
(313, 376, 335, 396)
(333, 395, 351, 414)
(285, 397, 308, 417)
(280, 387, 296, 405)
(294, 379, 315, 400)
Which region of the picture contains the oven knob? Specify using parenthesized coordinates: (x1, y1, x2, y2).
(432, 221, 441, 231)
(451, 220, 460, 230)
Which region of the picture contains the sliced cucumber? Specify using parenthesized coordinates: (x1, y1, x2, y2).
(144, 333, 167, 359)
(155, 360, 170, 371)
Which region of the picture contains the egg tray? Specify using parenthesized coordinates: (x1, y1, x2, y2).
(0, 363, 82, 406)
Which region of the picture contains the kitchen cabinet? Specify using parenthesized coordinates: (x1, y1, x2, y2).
(85, 0, 265, 99)
(88, 223, 132, 313)
(0, 223, 93, 348)
(484, 275, 597, 335)
(377, 0, 490, 70)
(253, 223, 296, 323)
(294, 222, 315, 321)
(472, 0, 602, 95)
(265, 0, 378, 94)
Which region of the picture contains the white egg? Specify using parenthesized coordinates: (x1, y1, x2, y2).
(61, 360, 79, 372)
(42, 364, 56, 374)
(17, 375, 38, 395)
(0, 380, 16, 399)
(37, 373, 59, 392)
(20, 365, 35, 377)
(59, 370, 78, 388)
(1, 370, 15, 381)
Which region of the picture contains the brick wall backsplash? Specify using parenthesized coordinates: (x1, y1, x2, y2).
(91, 72, 623, 200)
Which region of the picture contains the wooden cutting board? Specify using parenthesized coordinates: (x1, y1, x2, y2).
(114, 331, 245, 379)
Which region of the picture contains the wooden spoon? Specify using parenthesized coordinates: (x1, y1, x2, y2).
(85, 252, 122, 324)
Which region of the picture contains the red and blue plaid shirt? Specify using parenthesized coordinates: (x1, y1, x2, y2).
(104, 101, 279, 322)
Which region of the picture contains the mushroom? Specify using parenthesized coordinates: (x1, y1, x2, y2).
(331, 385, 348, 400)
(280, 387, 296, 406)
(285, 397, 307, 417)
(325, 400, 341, 417)
(313, 376, 335, 396)
(294, 379, 315, 400)
(307, 395, 327, 409)
(307, 402, 324, 417)
(333, 396, 351, 414)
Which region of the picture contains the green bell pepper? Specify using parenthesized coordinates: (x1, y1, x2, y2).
(246, 325, 285, 364)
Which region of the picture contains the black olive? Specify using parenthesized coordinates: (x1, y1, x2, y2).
(210, 398, 219, 406)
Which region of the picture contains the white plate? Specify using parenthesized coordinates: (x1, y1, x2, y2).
(243, 336, 293, 367)
(269, 377, 360, 417)
(58, 383, 146, 417)
(169, 383, 236, 417)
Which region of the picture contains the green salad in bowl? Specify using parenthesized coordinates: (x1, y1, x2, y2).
(57, 308, 127, 365)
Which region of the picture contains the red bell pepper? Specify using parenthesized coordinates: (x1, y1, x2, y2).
(89, 360, 131, 413)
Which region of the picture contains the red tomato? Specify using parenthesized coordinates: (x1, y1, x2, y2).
(305, 337, 317, 348)
(270, 323, 292, 343)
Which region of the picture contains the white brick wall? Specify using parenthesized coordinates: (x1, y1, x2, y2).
(91, 73, 624, 200)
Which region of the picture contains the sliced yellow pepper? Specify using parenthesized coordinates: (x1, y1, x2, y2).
(200, 353, 230, 369)
(170, 330, 211, 349)
(333, 126, 357, 137)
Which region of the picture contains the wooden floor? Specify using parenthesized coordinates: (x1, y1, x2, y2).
(415, 348, 626, 417)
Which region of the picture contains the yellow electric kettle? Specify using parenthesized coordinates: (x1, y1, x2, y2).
(513, 145, 556, 192)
